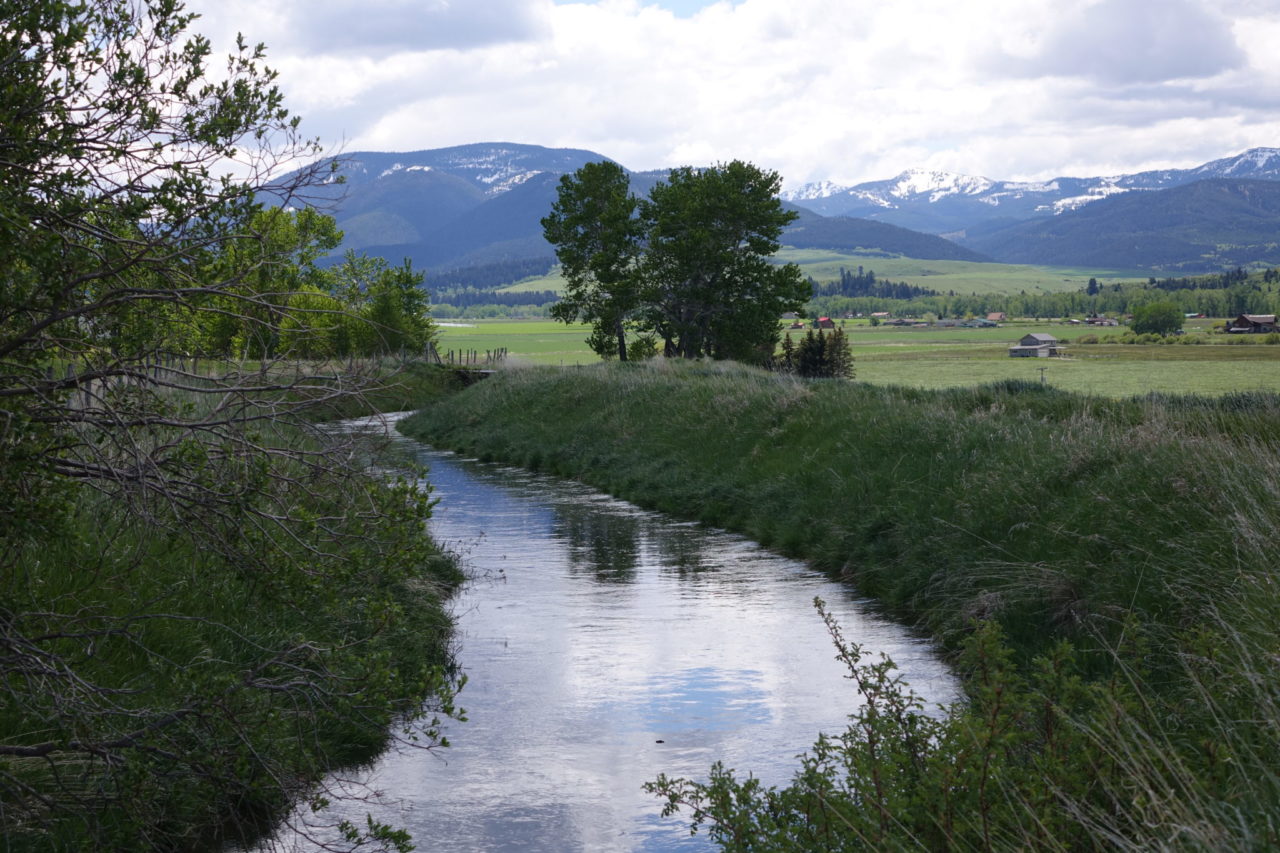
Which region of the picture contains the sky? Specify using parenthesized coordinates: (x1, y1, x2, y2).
(185, 0, 1280, 189)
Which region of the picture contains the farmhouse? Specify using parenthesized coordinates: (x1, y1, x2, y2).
(1226, 314, 1279, 334)
(986, 312, 1007, 322)
(816, 317, 836, 329)
(1009, 332, 1062, 358)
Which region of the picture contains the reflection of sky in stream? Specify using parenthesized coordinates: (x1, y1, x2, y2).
(259, 423, 959, 852)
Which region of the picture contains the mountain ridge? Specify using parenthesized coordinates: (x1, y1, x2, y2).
(282, 143, 1280, 279)
(781, 148, 1280, 236)
(964, 178, 1280, 271)
(293, 142, 985, 273)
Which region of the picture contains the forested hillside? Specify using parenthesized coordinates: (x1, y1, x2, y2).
(967, 179, 1280, 270)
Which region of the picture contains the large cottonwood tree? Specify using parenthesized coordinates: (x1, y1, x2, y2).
(542, 160, 807, 362)
(541, 160, 644, 360)
(642, 162, 807, 360)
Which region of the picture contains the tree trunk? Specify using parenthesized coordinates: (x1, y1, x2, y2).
(615, 317, 628, 361)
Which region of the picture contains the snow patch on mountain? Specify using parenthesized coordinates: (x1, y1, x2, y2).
(480, 169, 544, 194)
(889, 169, 994, 201)
(850, 189, 894, 208)
(781, 180, 852, 201)
(1003, 180, 1061, 193)
(1041, 183, 1133, 214)
(1201, 147, 1280, 176)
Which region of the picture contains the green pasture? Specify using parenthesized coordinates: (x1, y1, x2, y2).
(435, 319, 598, 364)
(440, 317, 1280, 396)
(499, 269, 567, 293)
(856, 352, 1280, 396)
(495, 249, 1142, 297)
(773, 249, 1143, 294)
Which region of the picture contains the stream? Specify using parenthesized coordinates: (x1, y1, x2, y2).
(257, 417, 960, 851)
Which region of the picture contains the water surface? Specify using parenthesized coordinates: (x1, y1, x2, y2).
(263, 422, 959, 851)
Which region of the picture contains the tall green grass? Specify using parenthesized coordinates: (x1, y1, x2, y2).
(401, 361, 1280, 849)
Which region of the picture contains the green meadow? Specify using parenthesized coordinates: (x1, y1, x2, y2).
(772, 248, 1146, 294)
(435, 319, 598, 364)
(494, 249, 1146, 297)
(435, 317, 1280, 395)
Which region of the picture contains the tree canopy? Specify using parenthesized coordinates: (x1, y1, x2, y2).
(542, 160, 643, 360)
(1130, 301, 1185, 335)
(542, 160, 807, 362)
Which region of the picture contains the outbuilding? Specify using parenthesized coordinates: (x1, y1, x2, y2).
(1009, 332, 1062, 357)
(1226, 314, 1279, 334)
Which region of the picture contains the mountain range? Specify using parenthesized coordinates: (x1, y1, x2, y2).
(963, 178, 1280, 271)
(781, 148, 1280, 238)
(284, 143, 1280, 281)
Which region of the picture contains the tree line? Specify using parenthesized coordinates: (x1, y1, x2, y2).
(435, 288, 559, 309)
(810, 266, 940, 301)
(430, 256, 557, 291)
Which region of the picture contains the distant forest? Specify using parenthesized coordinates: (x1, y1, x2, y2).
(431, 256, 556, 292)
(811, 266, 939, 300)
(430, 256, 559, 316)
(436, 289, 558, 308)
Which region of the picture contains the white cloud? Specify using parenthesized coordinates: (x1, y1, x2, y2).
(184, 0, 1280, 187)
(291, 0, 547, 53)
(1000, 0, 1245, 84)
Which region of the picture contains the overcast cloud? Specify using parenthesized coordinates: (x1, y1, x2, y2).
(186, 0, 1280, 187)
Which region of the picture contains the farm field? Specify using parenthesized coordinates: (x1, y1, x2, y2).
(772, 249, 1147, 294)
(437, 318, 1280, 396)
(494, 249, 1144, 296)
(435, 319, 598, 364)
(856, 351, 1280, 396)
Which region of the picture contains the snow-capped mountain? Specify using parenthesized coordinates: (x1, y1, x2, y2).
(782, 168, 995, 206)
(279, 142, 1280, 274)
(783, 148, 1280, 236)
(315, 142, 611, 198)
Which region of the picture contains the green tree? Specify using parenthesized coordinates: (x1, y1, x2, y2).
(203, 207, 343, 357)
(1131, 301, 1184, 335)
(542, 160, 807, 363)
(541, 160, 643, 360)
(318, 251, 436, 356)
(642, 162, 808, 361)
(791, 327, 854, 378)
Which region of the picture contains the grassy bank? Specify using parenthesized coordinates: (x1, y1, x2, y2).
(1, 364, 464, 851)
(401, 361, 1280, 849)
